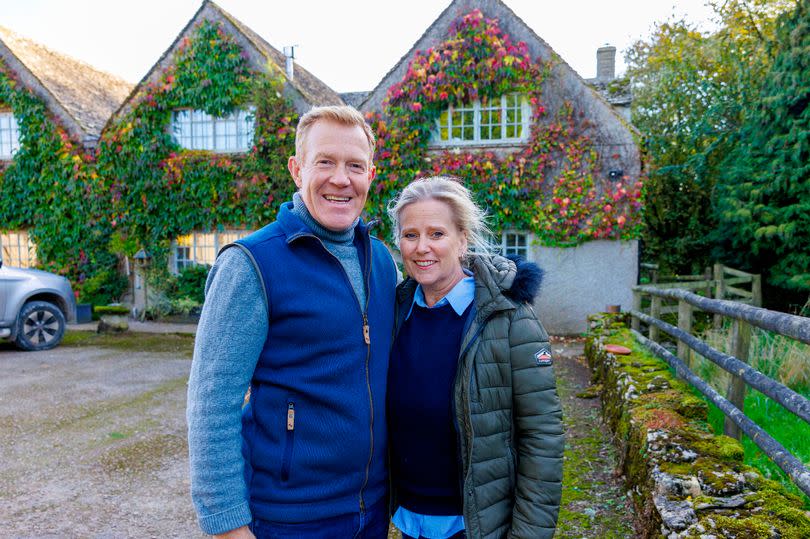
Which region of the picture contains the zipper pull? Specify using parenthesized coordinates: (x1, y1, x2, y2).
(287, 403, 295, 430)
(362, 314, 370, 345)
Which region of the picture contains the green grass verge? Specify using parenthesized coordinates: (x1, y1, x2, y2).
(63, 330, 195, 357)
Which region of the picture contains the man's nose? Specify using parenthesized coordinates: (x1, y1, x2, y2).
(330, 164, 351, 186)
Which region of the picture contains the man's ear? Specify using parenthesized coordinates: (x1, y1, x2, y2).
(368, 163, 377, 182)
(288, 155, 302, 188)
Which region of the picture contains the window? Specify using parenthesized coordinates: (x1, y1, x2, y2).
(500, 231, 530, 258)
(171, 109, 254, 152)
(433, 94, 530, 146)
(0, 112, 20, 159)
(1, 230, 37, 268)
(171, 230, 252, 273)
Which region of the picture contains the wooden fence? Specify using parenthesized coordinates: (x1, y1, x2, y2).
(629, 285, 810, 498)
(640, 263, 762, 307)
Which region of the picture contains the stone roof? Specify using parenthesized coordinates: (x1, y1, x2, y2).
(0, 26, 132, 146)
(107, 0, 342, 129)
(587, 77, 632, 108)
(340, 91, 370, 109)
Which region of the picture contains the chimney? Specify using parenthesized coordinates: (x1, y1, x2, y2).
(283, 45, 296, 80)
(596, 45, 616, 80)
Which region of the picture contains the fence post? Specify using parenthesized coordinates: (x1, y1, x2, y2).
(724, 319, 752, 440)
(752, 274, 763, 307)
(632, 289, 641, 331)
(649, 295, 661, 343)
(677, 299, 693, 367)
(713, 263, 725, 329)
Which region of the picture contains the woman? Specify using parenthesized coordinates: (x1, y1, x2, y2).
(387, 176, 564, 539)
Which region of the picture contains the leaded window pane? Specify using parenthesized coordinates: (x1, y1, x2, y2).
(431, 94, 527, 145)
(171, 109, 254, 152)
(0, 112, 21, 159)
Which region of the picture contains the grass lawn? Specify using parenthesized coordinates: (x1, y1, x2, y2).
(694, 324, 810, 507)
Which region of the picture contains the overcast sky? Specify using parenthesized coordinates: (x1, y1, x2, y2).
(0, 0, 718, 93)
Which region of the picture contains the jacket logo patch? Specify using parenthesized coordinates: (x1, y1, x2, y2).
(534, 346, 553, 366)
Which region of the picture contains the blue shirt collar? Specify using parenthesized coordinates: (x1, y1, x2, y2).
(406, 272, 475, 320)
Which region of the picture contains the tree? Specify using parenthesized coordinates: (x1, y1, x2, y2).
(715, 0, 810, 292)
(626, 0, 794, 274)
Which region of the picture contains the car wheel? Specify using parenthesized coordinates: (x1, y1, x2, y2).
(14, 301, 66, 351)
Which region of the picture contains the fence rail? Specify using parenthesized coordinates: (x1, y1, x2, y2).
(639, 263, 762, 309)
(629, 284, 810, 498)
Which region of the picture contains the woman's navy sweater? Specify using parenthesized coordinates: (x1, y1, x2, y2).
(388, 301, 473, 515)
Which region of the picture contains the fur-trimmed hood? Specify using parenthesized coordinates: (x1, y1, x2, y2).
(468, 254, 543, 318)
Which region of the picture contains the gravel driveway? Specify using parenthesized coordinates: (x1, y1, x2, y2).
(0, 329, 204, 538)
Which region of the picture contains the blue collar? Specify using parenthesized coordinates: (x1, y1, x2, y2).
(406, 273, 475, 320)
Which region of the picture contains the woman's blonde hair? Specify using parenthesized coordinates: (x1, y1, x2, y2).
(388, 176, 493, 261)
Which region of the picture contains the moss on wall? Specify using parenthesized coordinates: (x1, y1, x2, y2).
(586, 313, 809, 537)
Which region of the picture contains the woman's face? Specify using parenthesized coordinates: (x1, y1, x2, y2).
(398, 198, 468, 299)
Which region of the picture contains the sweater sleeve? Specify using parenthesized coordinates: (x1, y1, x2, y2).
(507, 304, 564, 539)
(186, 246, 268, 535)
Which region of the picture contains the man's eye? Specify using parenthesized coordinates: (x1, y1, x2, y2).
(316, 160, 333, 167)
(348, 163, 366, 173)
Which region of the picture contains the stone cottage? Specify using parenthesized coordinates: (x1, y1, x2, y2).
(358, 0, 643, 334)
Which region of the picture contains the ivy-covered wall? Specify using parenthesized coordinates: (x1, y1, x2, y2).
(0, 61, 120, 304)
(96, 19, 298, 275)
(364, 9, 644, 245)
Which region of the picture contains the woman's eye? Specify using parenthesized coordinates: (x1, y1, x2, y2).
(431, 231, 445, 239)
(402, 233, 417, 240)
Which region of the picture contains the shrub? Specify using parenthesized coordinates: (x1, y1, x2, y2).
(174, 263, 209, 304)
(78, 268, 129, 306)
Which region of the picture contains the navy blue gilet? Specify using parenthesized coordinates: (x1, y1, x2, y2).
(388, 301, 473, 515)
(234, 202, 396, 523)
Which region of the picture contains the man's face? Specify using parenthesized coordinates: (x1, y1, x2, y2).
(288, 120, 376, 232)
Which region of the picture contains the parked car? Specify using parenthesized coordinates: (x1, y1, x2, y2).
(0, 257, 77, 351)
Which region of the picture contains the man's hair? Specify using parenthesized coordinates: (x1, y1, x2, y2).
(295, 105, 376, 162)
(388, 175, 494, 261)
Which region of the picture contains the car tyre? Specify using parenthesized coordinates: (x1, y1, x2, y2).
(14, 301, 66, 351)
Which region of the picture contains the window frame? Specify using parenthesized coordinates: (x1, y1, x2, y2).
(1, 230, 37, 268)
(0, 110, 21, 159)
(431, 94, 531, 147)
(170, 230, 252, 273)
(170, 108, 255, 153)
(499, 230, 531, 259)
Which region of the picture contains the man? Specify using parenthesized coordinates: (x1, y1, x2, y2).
(187, 106, 397, 539)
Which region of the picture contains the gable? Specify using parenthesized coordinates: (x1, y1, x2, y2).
(0, 26, 132, 147)
(107, 0, 342, 131)
(360, 0, 636, 150)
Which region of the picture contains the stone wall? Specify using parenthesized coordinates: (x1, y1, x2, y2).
(531, 240, 638, 335)
(585, 313, 809, 538)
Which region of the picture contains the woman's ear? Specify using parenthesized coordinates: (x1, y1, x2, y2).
(459, 231, 469, 259)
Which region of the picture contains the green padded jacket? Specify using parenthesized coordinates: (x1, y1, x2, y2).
(394, 254, 564, 539)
